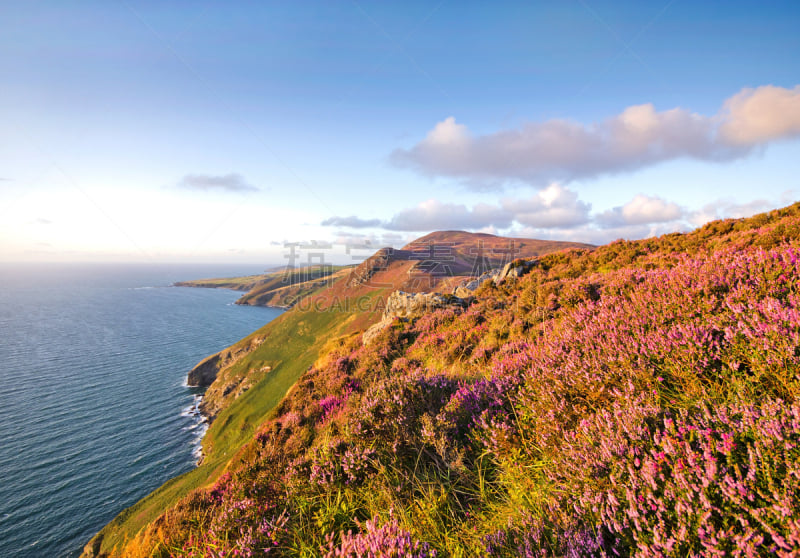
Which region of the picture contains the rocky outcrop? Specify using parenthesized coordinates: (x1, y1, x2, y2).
(363, 290, 472, 345)
(186, 336, 267, 421)
(494, 258, 537, 284)
(362, 259, 539, 345)
(449, 258, 537, 297)
(199, 374, 258, 422)
(384, 290, 469, 319)
(82, 535, 103, 558)
(187, 353, 223, 387)
(452, 269, 501, 297)
(362, 319, 392, 346)
(186, 345, 250, 389)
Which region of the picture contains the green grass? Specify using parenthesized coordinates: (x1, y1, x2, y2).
(90, 303, 360, 555)
(88, 461, 225, 556)
(203, 306, 353, 458)
(237, 266, 349, 305)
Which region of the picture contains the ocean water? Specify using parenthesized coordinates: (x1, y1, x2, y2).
(0, 263, 284, 558)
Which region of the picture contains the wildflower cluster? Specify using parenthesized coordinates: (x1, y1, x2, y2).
(177, 471, 290, 557)
(309, 438, 376, 487)
(323, 515, 437, 558)
(583, 401, 800, 556)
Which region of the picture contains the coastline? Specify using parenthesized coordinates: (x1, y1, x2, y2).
(0, 264, 281, 558)
(80, 287, 287, 558)
(179, 385, 209, 465)
(172, 283, 292, 310)
(175, 282, 291, 466)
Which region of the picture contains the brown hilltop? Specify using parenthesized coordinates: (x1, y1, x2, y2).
(313, 230, 593, 326)
(408, 230, 593, 253)
(347, 230, 593, 292)
(178, 231, 593, 317)
(403, 230, 593, 278)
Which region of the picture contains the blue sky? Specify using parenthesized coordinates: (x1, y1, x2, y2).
(1, 1, 799, 263)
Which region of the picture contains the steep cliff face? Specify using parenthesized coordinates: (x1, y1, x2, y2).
(187, 354, 222, 387)
(187, 335, 269, 422)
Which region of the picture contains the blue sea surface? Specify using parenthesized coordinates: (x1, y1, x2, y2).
(0, 263, 284, 558)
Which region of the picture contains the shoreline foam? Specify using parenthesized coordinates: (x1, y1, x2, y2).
(180, 395, 208, 465)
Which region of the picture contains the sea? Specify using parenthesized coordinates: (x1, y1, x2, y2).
(0, 263, 284, 558)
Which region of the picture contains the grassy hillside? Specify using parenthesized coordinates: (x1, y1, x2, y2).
(89, 207, 800, 555)
(85, 307, 342, 555)
(86, 233, 585, 556)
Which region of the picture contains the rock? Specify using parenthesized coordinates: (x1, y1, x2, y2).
(362, 317, 393, 346)
(452, 269, 500, 297)
(452, 286, 473, 298)
(362, 263, 536, 346)
(363, 290, 472, 345)
(187, 353, 222, 387)
(384, 291, 453, 320)
(81, 534, 103, 558)
(185, 336, 267, 421)
(494, 258, 537, 284)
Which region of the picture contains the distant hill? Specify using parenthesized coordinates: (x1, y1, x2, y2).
(319, 231, 591, 305)
(175, 265, 350, 308)
(177, 232, 591, 312)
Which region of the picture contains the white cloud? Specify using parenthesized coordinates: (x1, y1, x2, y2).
(378, 184, 590, 231)
(596, 194, 684, 228)
(391, 84, 800, 187)
(426, 116, 470, 146)
(318, 186, 787, 249)
(323, 186, 682, 234)
(321, 184, 590, 232)
(719, 85, 800, 145)
(177, 173, 258, 193)
(384, 199, 513, 231)
(333, 232, 408, 250)
(321, 215, 382, 228)
(380, 232, 408, 246)
(511, 221, 689, 246)
(504, 183, 591, 228)
(334, 233, 376, 249)
(688, 198, 774, 227)
(476, 225, 499, 235)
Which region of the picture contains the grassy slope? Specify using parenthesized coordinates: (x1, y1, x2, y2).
(237, 268, 351, 307)
(91, 305, 346, 554)
(87, 233, 590, 556)
(90, 286, 388, 556)
(135, 203, 800, 557)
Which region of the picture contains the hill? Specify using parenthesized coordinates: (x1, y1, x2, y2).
(84, 232, 587, 557)
(177, 234, 591, 311)
(85, 207, 800, 556)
